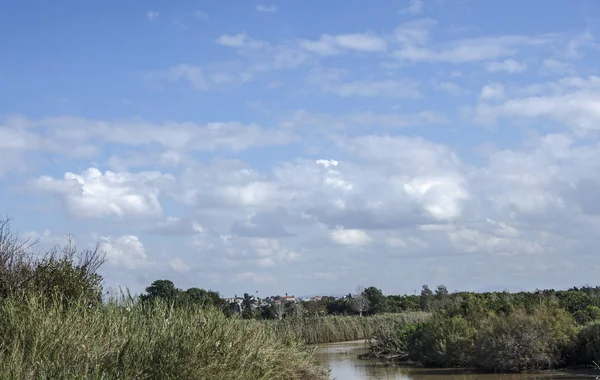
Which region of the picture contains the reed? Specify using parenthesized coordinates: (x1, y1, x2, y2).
(0, 295, 328, 380)
(264, 312, 430, 344)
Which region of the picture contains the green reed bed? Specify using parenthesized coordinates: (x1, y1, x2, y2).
(0, 295, 328, 380)
(264, 312, 430, 344)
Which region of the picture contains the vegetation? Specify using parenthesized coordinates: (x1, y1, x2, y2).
(0, 218, 327, 380)
(367, 285, 600, 372)
(0, 295, 327, 380)
(8, 214, 600, 375)
(266, 313, 429, 344)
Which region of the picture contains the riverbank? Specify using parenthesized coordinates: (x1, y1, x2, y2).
(365, 305, 600, 372)
(316, 340, 598, 380)
(0, 296, 328, 380)
(265, 312, 430, 344)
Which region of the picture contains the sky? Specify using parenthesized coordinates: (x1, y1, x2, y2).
(2, 0, 600, 298)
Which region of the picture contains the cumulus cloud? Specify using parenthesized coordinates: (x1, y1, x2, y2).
(33, 168, 174, 219)
(329, 227, 372, 245)
(100, 235, 150, 269)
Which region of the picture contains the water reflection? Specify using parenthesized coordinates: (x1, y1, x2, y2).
(313, 340, 595, 380)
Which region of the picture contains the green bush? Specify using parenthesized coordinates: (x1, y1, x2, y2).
(573, 305, 600, 325)
(569, 321, 600, 364)
(410, 314, 476, 367)
(474, 307, 576, 372)
(368, 322, 420, 359)
(1, 218, 105, 306)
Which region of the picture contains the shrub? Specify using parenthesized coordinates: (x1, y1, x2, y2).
(0, 218, 105, 306)
(569, 321, 600, 365)
(368, 322, 420, 360)
(410, 314, 476, 367)
(474, 307, 576, 372)
(573, 305, 600, 325)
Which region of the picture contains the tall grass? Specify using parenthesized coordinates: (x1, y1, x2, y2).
(0, 295, 328, 380)
(265, 312, 430, 344)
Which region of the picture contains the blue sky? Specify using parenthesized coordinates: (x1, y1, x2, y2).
(2, 0, 600, 297)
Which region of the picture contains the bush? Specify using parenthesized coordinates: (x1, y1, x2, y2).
(474, 307, 576, 372)
(410, 314, 476, 367)
(569, 321, 600, 365)
(368, 322, 420, 360)
(0, 218, 105, 306)
(573, 305, 600, 325)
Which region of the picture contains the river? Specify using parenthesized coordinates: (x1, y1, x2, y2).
(313, 340, 595, 380)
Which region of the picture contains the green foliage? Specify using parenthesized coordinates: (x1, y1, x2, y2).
(474, 307, 576, 372)
(364, 286, 386, 314)
(0, 218, 105, 307)
(0, 295, 328, 380)
(568, 321, 600, 364)
(573, 305, 600, 325)
(368, 321, 421, 359)
(410, 314, 476, 367)
(267, 312, 429, 344)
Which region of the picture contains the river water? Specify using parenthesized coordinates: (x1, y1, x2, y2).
(313, 340, 595, 380)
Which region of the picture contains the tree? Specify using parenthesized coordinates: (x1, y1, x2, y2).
(272, 301, 285, 320)
(141, 279, 179, 304)
(420, 285, 434, 311)
(350, 286, 370, 317)
(364, 286, 386, 314)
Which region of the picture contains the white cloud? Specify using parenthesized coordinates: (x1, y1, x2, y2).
(433, 81, 463, 96)
(4, 115, 295, 155)
(329, 79, 420, 98)
(471, 76, 600, 133)
(170, 257, 192, 273)
(399, 0, 424, 15)
(33, 168, 174, 219)
(541, 59, 575, 75)
(486, 59, 526, 73)
(166, 64, 208, 90)
(394, 23, 556, 63)
(100, 235, 150, 269)
(301, 33, 387, 55)
(146, 11, 159, 21)
(404, 177, 469, 221)
(256, 5, 277, 12)
(480, 83, 505, 100)
(329, 227, 372, 245)
(216, 33, 268, 49)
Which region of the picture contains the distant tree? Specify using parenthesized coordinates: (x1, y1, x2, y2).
(421, 285, 434, 311)
(141, 279, 179, 304)
(184, 287, 209, 307)
(350, 286, 370, 317)
(272, 301, 285, 320)
(290, 301, 306, 317)
(364, 286, 386, 314)
(435, 285, 449, 299)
